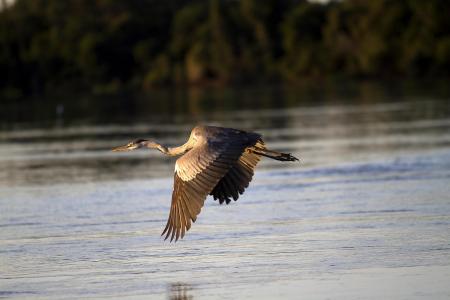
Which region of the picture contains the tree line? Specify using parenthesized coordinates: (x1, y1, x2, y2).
(1, 0, 449, 99)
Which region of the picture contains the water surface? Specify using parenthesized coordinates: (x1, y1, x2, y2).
(1, 88, 450, 299)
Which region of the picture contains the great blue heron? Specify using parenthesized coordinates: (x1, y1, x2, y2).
(112, 125, 299, 241)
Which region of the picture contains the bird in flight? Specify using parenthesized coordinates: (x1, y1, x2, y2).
(112, 125, 299, 242)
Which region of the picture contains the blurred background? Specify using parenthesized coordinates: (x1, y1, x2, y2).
(1, 0, 450, 108)
(1, 1, 450, 299)
(1, 0, 449, 182)
(1, 0, 450, 98)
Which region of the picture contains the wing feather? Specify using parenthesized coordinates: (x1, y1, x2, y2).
(176, 203, 182, 241)
(210, 150, 262, 205)
(179, 196, 191, 230)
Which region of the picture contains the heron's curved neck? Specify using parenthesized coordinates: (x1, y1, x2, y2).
(145, 141, 190, 156)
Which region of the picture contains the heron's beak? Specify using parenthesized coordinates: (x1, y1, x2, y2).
(112, 144, 134, 152)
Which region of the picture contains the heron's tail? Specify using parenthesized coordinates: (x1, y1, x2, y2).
(249, 146, 299, 162)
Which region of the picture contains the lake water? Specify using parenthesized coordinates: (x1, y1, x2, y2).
(1, 84, 450, 299)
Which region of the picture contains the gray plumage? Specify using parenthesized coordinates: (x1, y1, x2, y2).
(112, 125, 299, 242)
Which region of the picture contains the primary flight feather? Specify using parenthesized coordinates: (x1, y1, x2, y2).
(112, 125, 299, 242)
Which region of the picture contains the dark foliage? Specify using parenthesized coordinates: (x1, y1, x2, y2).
(1, 0, 449, 98)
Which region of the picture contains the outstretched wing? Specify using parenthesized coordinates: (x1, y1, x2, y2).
(210, 149, 261, 204)
(162, 129, 259, 241)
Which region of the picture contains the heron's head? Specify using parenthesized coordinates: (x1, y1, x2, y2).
(112, 139, 150, 152)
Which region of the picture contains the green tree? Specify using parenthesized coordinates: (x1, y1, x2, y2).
(281, 2, 327, 79)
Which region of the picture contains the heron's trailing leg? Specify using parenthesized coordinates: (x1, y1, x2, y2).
(249, 146, 299, 162)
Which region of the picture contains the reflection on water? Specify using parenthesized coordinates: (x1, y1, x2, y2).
(1, 85, 450, 299)
(168, 283, 193, 300)
(0, 94, 449, 187)
(1, 80, 449, 129)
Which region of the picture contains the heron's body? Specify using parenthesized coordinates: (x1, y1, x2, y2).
(112, 125, 298, 241)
